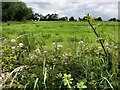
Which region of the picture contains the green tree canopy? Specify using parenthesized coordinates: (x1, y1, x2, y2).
(69, 16, 75, 21)
(2, 2, 33, 21)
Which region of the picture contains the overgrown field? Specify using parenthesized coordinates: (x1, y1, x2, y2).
(1, 21, 120, 89)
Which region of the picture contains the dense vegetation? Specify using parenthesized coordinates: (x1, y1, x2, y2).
(1, 20, 120, 89)
(1, 1, 120, 90)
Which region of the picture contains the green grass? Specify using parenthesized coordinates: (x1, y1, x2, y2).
(2, 21, 118, 49)
(1, 21, 119, 89)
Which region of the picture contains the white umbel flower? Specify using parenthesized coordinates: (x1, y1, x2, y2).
(11, 46, 15, 50)
(11, 39, 16, 42)
(79, 41, 84, 46)
(105, 43, 109, 47)
(53, 42, 56, 45)
(35, 48, 41, 55)
(44, 51, 47, 53)
(19, 43, 23, 47)
(57, 44, 62, 48)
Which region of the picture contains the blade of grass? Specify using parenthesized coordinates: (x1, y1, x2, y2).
(34, 78, 39, 90)
(103, 77, 114, 90)
(3, 65, 28, 85)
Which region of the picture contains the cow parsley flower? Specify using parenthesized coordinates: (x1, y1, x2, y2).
(53, 42, 56, 45)
(11, 46, 15, 50)
(79, 41, 84, 46)
(19, 43, 23, 47)
(44, 51, 47, 53)
(105, 43, 109, 47)
(57, 44, 62, 48)
(30, 55, 37, 60)
(53, 58, 56, 61)
(35, 48, 41, 55)
(11, 39, 16, 43)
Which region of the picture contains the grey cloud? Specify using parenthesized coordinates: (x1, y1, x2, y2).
(24, 1, 118, 20)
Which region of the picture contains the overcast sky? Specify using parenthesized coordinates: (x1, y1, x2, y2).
(21, 0, 120, 20)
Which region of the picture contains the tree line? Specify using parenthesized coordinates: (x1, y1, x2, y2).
(2, 2, 120, 22)
(31, 13, 103, 21)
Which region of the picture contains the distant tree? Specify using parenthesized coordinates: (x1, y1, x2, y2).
(82, 16, 87, 21)
(108, 18, 117, 21)
(38, 14, 46, 21)
(69, 16, 75, 21)
(94, 17, 102, 21)
(32, 13, 41, 21)
(65, 16, 68, 21)
(52, 13, 58, 20)
(2, 2, 33, 21)
(97, 17, 102, 21)
(117, 19, 120, 21)
(59, 16, 68, 21)
(59, 17, 65, 21)
(42, 13, 58, 21)
(49, 14, 58, 21)
(78, 17, 82, 21)
(45, 14, 50, 20)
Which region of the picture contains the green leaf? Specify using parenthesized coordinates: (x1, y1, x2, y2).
(81, 85, 87, 88)
(81, 78, 87, 84)
(77, 81, 87, 89)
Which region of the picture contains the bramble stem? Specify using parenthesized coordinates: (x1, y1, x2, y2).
(88, 20, 107, 58)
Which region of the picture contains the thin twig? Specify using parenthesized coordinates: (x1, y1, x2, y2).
(88, 20, 107, 58)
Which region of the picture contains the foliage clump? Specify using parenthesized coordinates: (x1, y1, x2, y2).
(1, 30, 119, 89)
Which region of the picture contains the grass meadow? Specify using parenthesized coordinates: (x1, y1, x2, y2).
(2, 21, 118, 49)
(1, 21, 120, 89)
